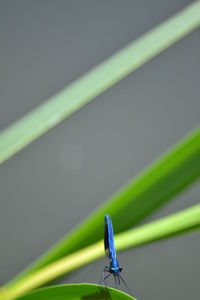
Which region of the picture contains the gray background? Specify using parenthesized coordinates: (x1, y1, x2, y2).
(0, 1, 200, 299)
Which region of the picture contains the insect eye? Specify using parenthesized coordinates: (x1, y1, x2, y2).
(119, 267, 123, 272)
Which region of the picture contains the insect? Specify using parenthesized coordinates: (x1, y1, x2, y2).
(100, 214, 132, 295)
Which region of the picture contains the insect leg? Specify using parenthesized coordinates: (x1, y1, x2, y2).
(118, 274, 133, 296)
(114, 276, 119, 289)
(99, 266, 110, 285)
(102, 273, 111, 286)
(118, 274, 120, 286)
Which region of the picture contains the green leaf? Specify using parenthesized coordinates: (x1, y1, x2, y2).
(1, 284, 135, 300)
(0, 1, 200, 165)
(3, 204, 200, 300)
(6, 127, 200, 289)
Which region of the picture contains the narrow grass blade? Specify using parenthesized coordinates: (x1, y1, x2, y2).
(115, 203, 200, 251)
(0, 2, 200, 164)
(2, 204, 200, 300)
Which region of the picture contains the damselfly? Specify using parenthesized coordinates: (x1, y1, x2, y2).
(100, 214, 132, 295)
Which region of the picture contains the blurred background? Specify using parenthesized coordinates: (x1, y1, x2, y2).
(0, 1, 200, 299)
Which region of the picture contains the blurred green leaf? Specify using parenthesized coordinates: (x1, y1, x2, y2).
(3, 204, 200, 300)
(1, 284, 135, 300)
(0, 1, 200, 165)
(6, 127, 200, 289)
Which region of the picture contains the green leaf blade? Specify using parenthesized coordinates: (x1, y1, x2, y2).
(0, 1, 200, 165)
(115, 203, 200, 251)
(4, 284, 135, 300)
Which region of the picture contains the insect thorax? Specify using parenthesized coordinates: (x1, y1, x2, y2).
(110, 258, 121, 274)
